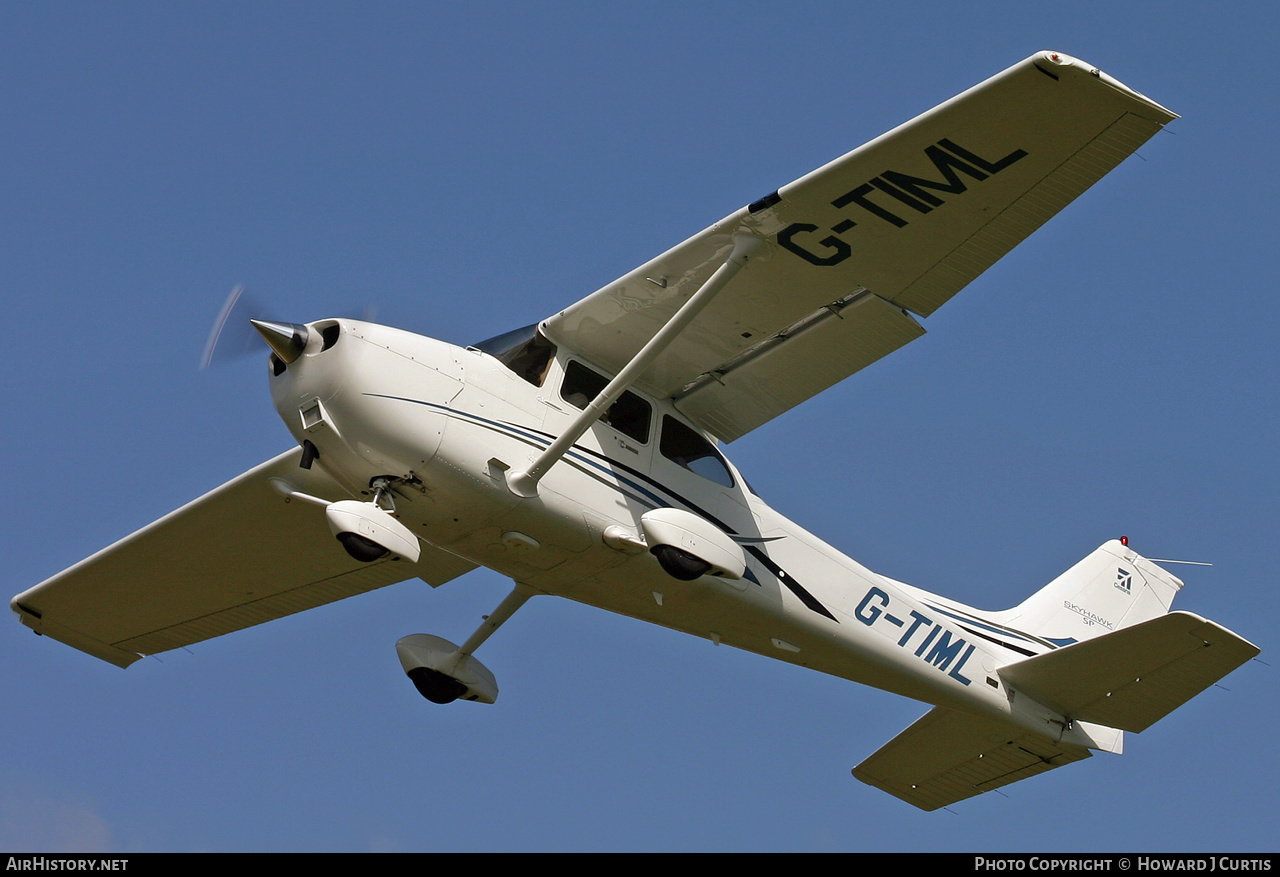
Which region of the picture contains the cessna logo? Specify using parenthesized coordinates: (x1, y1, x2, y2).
(1115, 567, 1133, 594)
(777, 138, 1027, 267)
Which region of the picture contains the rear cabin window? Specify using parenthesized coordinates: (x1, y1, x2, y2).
(560, 360, 651, 444)
(660, 415, 734, 487)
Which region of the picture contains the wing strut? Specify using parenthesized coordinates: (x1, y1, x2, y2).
(505, 233, 762, 497)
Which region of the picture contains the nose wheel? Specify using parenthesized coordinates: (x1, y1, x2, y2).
(396, 584, 534, 704)
(404, 655, 475, 704)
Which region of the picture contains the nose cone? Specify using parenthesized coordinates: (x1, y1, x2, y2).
(251, 320, 310, 363)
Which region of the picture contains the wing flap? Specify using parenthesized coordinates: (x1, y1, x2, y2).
(113, 562, 429, 657)
(12, 449, 477, 667)
(542, 52, 1176, 442)
(852, 706, 1091, 811)
(674, 291, 924, 441)
(999, 611, 1260, 732)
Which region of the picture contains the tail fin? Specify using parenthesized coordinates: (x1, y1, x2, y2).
(1006, 539, 1183, 646)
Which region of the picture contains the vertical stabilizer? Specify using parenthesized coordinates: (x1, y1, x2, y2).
(1005, 540, 1183, 646)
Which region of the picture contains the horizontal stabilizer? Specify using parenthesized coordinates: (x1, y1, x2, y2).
(853, 706, 1091, 811)
(1000, 611, 1259, 732)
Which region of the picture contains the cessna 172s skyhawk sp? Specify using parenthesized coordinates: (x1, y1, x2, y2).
(12, 51, 1259, 810)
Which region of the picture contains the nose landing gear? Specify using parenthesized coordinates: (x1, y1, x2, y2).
(396, 584, 535, 704)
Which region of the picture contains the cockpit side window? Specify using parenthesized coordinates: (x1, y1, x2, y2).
(660, 415, 734, 487)
(472, 323, 556, 387)
(560, 360, 651, 444)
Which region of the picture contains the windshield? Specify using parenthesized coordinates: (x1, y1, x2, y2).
(473, 323, 556, 387)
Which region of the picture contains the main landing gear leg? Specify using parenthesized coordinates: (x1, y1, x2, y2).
(395, 583, 536, 704)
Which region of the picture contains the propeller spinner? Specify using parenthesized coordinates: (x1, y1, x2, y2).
(250, 319, 310, 364)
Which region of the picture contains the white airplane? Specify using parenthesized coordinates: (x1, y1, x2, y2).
(12, 51, 1258, 811)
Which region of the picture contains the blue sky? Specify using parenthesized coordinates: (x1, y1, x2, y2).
(2, 2, 1276, 852)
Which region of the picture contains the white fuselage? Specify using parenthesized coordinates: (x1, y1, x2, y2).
(269, 319, 1079, 742)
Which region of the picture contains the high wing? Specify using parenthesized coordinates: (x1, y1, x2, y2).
(541, 51, 1177, 442)
(11, 449, 477, 668)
